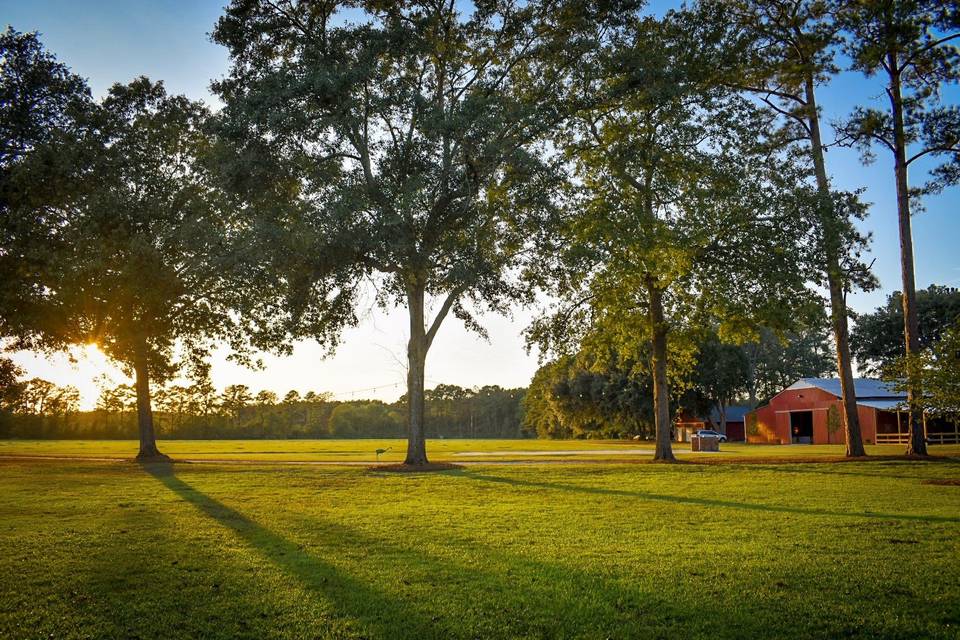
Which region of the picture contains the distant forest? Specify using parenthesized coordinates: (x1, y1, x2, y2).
(0, 380, 526, 440)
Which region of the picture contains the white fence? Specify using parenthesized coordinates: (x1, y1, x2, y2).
(875, 432, 960, 445)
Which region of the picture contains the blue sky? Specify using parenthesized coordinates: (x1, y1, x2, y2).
(3, 0, 958, 406)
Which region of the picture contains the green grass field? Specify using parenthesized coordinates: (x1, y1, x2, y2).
(2, 438, 959, 463)
(1, 441, 959, 638)
(0, 440, 960, 638)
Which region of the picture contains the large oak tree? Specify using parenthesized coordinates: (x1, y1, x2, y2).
(211, 0, 627, 465)
(527, 10, 815, 461)
(3, 77, 246, 460)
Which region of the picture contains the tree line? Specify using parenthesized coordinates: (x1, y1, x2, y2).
(0, 370, 525, 440)
(1, 1, 958, 464)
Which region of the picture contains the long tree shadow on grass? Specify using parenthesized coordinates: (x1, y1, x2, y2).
(450, 470, 960, 523)
(143, 463, 443, 639)
(692, 462, 957, 482)
(145, 464, 660, 638)
(292, 515, 768, 638)
(143, 465, 783, 638)
(294, 512, 939, 639)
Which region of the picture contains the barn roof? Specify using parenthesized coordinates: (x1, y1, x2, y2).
(710, 405, 752, 423)
(785, 378, 904, 399)
(857, 399, 908, 411)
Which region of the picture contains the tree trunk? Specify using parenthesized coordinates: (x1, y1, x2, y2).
(647, 282, 675, 462)
(804, 75, 865, 457)
(404, 284, 429, 466)
(133, 337, 167, 461)
(887, 57, 926, 456)
(829, 274, 866, 456)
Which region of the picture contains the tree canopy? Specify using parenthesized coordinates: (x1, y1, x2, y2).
(2, 73, 247, 459)
(839, 0, 960, 200)
(527, 8, 816, 460)
(211, 0, 629, 464)
(742, 325, 835, 405)
(851, 285, 960, 375)
(0, 27, 89, 178)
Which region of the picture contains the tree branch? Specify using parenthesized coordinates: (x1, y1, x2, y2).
(901, 32, 960, 71)
(906, 144, 960, 166)
(727, 81, 807, 106)
(425, 286, 464, 350)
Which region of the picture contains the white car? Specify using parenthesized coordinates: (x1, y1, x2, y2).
(694, 429, 727, 443)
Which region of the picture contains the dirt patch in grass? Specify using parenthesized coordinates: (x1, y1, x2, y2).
(372, 462, 464, 473)
(921, 478, 960, 486)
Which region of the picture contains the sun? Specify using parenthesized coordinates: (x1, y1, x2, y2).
(75, 343, 116, 379)
(82, 342, 103, 357)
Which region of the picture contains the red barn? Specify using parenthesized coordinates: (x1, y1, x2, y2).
(713, 405, 750, 442)
(745, 378, 959, 445)
(674, 405, 750, 442)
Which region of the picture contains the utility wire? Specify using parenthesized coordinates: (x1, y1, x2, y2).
(327, 378, 448, 400)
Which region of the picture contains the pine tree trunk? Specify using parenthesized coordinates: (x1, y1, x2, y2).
(830, 274, 866, 456)
(133, 337, 167, 461)
(804, 75, 865, 457)
(746, 350, 758, 407)
(404, 284, 429, 466)
(648, 282, 675, 462)
(887, 57, 926, 456)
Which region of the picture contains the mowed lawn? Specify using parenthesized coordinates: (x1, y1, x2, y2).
(2, 438, 959, 462)
(1, 455, 959, 639)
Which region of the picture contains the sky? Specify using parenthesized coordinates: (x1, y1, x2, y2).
(2, 0, 958, 409)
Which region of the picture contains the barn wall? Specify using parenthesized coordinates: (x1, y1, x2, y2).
(775, 410, 791, 443)
(812, 408, 832, 444)
(746, 405, 780, 443)
(858, 406, 878, 444)
(726, 421, 745, 442)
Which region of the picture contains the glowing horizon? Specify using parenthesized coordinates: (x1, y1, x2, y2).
(8, 302, 542, 410)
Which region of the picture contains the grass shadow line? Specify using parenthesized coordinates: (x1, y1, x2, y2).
(142, 463, 444, 639)
(449, 469, 960, 524)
